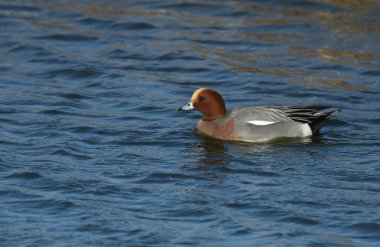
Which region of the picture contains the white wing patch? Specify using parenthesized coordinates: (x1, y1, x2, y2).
(247, 120, 276, 126)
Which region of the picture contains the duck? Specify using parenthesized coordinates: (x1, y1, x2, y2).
(178, 88, 341, 142)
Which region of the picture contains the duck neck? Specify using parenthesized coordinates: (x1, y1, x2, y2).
(202, 107, 226, 121)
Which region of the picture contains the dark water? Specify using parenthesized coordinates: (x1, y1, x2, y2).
(1, 0, 380, 246)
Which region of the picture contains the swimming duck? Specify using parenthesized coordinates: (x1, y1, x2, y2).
(179, 88, 340, 142)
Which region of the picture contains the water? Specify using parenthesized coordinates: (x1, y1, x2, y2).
(1, 0, 380, 246)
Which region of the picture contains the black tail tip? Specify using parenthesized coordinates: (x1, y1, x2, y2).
(330, 108, 342, 116)
(309, 108, 341, 134)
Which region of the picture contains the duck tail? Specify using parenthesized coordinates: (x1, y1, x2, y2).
(309, 109, 341, 134)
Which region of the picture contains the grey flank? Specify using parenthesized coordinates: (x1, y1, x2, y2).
(214, 106, 341, 141)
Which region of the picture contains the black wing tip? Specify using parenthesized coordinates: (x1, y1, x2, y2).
(288, 105, 330, 111)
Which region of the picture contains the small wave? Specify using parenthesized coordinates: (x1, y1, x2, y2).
(0, 108, 21, 114)
(367, 118, 380, 124)
(9, 44, 44, 53)
(286, 200, 329, 207)
(169, 208, 212, 218)
(278, 216, 320, 225)
(75, 17, 113, 27)
(35, 34, 98, 42)
(138, 172, 205, 184)
(218, 167, 280, 177)
(347, 222, 380, 233)
(5, 170, 42, 179)
(42, 67, 102, 80)
(149, 2, 218, 11)
(119, 65, 210, 73)
(110, 51, 201, 62)
(39, 109, 70, 115)
(14, 198, 76, 213)
(59, 93, 90, 100)
(309, 64, 353, 71)
(154, 66, 210, 73)
(0, 3, 41, 12)
(223, 201, 253, 209)
(325, 119, 349, 127)
(360, 70, 380, 77)
(50, 148, 93, 160)
(231, 228, 254, 236)
(109, 22, 157, 31)
(157, 52, 202, 61)
(68, 126, 95, 134)
(95, 129, 126, 137)
(130, 104, 163, 112)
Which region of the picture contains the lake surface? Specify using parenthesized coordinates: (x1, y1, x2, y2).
(1, 0, 380, 246)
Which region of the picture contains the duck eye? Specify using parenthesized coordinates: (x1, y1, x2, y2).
(199, 96, 206, 101)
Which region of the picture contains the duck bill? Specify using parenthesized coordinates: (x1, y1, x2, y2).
(178, 102, 194, 111)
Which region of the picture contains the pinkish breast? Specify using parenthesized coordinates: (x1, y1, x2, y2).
(197, 119, 238, 141)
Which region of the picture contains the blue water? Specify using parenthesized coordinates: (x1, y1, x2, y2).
(1, 0, 380, 246)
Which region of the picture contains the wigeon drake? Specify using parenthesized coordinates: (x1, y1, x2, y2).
(179, 88, 341, 142)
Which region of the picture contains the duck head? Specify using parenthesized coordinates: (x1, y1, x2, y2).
(179, 88, 227, 121)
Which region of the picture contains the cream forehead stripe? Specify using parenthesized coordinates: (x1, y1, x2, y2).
(191, 88, 207, 101)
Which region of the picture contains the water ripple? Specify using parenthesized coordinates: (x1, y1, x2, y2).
(1, 0, 380, 246)
(36, 34, 98, 42)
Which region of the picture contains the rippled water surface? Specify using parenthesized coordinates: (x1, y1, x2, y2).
(1, 0, 380, 246)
